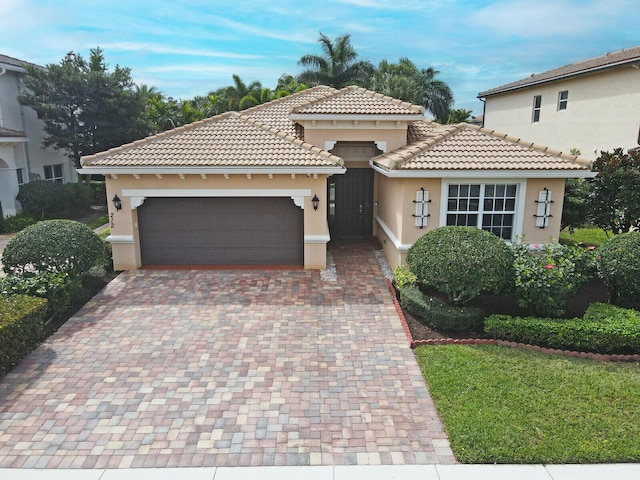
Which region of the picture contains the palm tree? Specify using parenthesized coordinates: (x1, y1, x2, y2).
(370, 58, 453, 122)
(223, 75, 271, 111)
(446, 108, 472, 124)
(297, 32, 374, 88)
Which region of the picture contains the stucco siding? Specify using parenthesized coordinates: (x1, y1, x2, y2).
(521, 177, 566, 244)
(483, 67, 640, 160)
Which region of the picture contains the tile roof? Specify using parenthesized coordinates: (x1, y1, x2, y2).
(407, 120, 441, 143)
(373, 123, 592, 171)
(0, 127, 27, 138)
(0, 53, 39, 70)
(479, 45, 640, 97)
(81, 111, 343, 168)
(290, 86, 425, 115)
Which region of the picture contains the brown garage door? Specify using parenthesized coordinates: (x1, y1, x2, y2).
(138, 197, 304, 266)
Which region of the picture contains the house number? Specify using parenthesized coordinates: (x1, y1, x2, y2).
(110, 212, 115, 228)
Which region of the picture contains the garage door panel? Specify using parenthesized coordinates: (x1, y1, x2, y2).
(138, 197, 303, 266)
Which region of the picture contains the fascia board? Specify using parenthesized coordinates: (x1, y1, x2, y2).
(77, 166, 347, 176)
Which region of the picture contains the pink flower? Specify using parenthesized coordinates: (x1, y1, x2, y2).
(588, 246, 596, 250)
(545, 264, 555, 269)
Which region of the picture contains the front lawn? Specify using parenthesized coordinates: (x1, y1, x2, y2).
(560, 226, 609, 247)
(416, 344, 640, 464)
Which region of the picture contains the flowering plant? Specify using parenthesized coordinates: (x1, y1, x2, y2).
(510, 241, 595, 317)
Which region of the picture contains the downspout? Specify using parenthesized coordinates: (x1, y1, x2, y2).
(0, 68, 5, 126)
(479, 96, 486, 128)
(15, 71, 33, 181)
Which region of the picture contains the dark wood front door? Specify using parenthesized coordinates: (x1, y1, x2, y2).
(328, 168, 374, 239)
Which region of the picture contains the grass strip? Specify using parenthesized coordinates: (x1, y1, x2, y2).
(415, 344, 640, 463)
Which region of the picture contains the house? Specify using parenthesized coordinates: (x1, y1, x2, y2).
(478, 46, 640, 161)
(0, 54, 75, 216)
(79, 86, 593, 271)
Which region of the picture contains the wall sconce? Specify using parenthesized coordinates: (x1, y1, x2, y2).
(112, 194, 122, 211)
(312, 194, 320, 211)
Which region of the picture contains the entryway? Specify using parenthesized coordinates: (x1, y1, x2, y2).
(327, 168, 374, 240)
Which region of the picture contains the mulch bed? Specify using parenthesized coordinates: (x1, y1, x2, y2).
(402, 278, 611, 342)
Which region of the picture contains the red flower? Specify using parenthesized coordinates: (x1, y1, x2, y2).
(545, 264, 555, 269)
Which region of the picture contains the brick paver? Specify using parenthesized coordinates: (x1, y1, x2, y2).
(0, 240, 455, 468)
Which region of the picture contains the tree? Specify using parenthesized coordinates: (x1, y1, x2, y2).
(297, 32, 374, 88)
(274, 74, 308, 98)
(561, 178, 590, 233)
(222, 75, 271, 111)
(369, 57, 453, 121)
(18, 48, 150, 169)
(446, 108, 472, 123)
(588, 148, 640, 234)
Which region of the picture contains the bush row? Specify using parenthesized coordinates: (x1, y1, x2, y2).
(484, 303, 640, 354)
(14, 180, 106, 221)
(399, 284, 485, 332)
(0, 294, 48, 378)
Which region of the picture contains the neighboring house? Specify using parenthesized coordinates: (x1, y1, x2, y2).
(0, 53, 74, 216)
(478, 46, 640, 160)
(79, 86, 592, 271)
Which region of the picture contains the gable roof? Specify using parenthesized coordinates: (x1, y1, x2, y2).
(81, 111, 343, 170)
(373, 123, 592, 174)
(478, 45, 640, 97)
(289, 85, 425, 117)
(0, 53, 40, 72)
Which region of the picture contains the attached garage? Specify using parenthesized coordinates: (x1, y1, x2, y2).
(138, 197, 304, 266)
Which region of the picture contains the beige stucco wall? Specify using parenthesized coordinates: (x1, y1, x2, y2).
(375, 175, 566, 270)
(483, 67, 640, 161)
(300, 120, 409, 153)
(105, 173, 330, 270)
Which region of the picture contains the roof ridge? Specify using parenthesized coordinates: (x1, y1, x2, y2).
(289, 85, 425, 114)
(465, 123, 592, 166)
(81, 111, 237, 164)
(239, 85, 338, 116)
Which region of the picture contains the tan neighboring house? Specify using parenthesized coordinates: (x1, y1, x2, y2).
(0, 54, 75, 216)
(478, 46, 640, 161)
(79, 86, 593, 271)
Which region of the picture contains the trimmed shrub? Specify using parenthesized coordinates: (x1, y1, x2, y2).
(0, 294, 47, 377)
(484, 303, 640, 354)
(0, 272, 82, 318)
(393, 264, 417, 289)
(510, 242, 595, 317)
(63, 182, 93, 213)
(596, 232, 640, 306)
(89, 181, 107, 206)
(406, 226, 513, 305)
(16, 180, 69, 219)
(399, 284, 485, 332)
(2, 214, 38, 233)
(2, 219, 105, 276)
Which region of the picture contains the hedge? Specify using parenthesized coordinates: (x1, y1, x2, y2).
(484, 303, 640, 354)
(399, 284, 486, 332)
(0, 294, 47, 377)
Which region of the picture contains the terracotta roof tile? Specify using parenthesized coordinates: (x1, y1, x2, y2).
(407, 120, 441, 143)
(291, 86, 425, 115)
(81, 112, 343, 168)
(479, 45, 640, 97)
(373, 123, 592, 171)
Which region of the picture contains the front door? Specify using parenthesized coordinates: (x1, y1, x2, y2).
(328, 168, 374, 239)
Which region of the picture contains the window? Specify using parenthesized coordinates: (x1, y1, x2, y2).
(446, 183, 518, 240)
(532, 95, 542, 123)
(44, 164, 64, 183)
(558, 90, 568, 111)
(16, 168, 25, 186)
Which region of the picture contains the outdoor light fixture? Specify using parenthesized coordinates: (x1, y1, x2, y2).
(112, 194, 122, 211)
(312, 194, 320, 211)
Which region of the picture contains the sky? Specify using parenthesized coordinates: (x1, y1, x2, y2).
(2, 0, 638, 117)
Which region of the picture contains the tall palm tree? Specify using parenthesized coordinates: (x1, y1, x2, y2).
(297, 32, 374, 88)
(224, 75, 270, 111)
(370, 57, 453, 122)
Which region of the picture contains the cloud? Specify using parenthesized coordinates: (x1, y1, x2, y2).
(101, 42, 263, 60)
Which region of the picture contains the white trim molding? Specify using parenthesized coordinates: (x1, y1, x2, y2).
(121, 188, 312, 210)
(304, 234, 331, 244)
(375, 215, 412, 252)
(77, 166, 346, 176)
(105, 235, 134, 244)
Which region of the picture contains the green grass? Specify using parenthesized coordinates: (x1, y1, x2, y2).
(415, 344, 640, 464)
(84, 214, 109, 230)
(560, 227, 610, 247)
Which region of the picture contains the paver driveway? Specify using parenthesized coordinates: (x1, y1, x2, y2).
(0, 240, 455, 469)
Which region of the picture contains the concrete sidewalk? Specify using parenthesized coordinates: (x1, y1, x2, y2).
(1, 464, 639, 479)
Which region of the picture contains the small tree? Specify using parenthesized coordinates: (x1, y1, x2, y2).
(588, 148, 640, 234)
(596, 232, 640, 306)
(561, 178, 590, 233)
(406, 226, 513, 305)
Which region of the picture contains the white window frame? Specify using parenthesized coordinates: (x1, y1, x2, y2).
(558, 90, 568, 111)
(532, 95, 542, 123)
(16, 168, 25, 186)
(440, 179, 527, 242)
(44, 164, 64, 183)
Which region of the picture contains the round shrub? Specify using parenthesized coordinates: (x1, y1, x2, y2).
(596, 232, 640, 306)
(2, 219, 105, 276)
(406, 226, 513, 305)
(16, 180, 70, 219)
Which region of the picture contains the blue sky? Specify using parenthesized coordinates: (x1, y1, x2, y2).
(2, 0, 638, 116)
